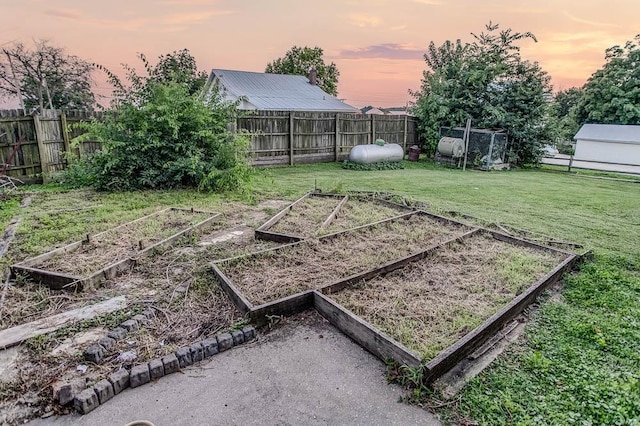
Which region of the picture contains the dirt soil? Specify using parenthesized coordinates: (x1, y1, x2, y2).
(219, 214, 472, 305)
(328, 233, 567, 360)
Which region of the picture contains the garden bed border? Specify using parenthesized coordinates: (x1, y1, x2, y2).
(11, 207, 221, 291)
(214, 201, 584, 384)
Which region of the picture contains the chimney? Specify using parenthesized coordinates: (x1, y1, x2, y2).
(308, 68, 317, 86)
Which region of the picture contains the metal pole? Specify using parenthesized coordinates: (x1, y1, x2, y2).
(462, 118, 471, 171)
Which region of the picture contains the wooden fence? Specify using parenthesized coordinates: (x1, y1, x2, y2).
(0, 109, 101, 182)
(1, 109, 421, 181)
(238, 111, 420, 166)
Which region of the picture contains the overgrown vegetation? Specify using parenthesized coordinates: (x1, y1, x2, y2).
(413, 22, 552, 164)
(65, 50, 253, 193)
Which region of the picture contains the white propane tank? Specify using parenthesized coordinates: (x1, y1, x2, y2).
(437, 137, 465, 158)
(348, 143, 404, 164)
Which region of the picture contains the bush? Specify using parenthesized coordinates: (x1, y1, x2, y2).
(68, 82, 252, 192)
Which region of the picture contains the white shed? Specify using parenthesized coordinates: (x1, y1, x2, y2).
(574, 124, 640, 166)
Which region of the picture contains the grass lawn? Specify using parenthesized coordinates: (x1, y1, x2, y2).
(1, 160, 638, 424)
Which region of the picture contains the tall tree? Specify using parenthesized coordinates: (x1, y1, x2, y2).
(575, 34, 640, 124)
(0, 40, 94, 111)
(100, 48, 208, 106)
(549, 87, 582, 143)
(412, 22, 553, 164)
(265, 46, 340, 96)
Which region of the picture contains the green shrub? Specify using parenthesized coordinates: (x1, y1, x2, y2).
(69, 82, 252, 193)
(342, 160, 405, 171)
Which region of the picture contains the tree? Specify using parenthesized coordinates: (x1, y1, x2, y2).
(412, 22, 553, 164)
(575, 35, 640, 124)
(549, 87, 582, 143)
(265, 46, 339, 96)
(0, 40, 94, 111)
(99, 48, 208, 106)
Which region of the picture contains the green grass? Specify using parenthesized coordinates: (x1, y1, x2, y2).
(2, 160, 639, 423)
(253, 161, 640, 255)
(252, 160, 640, 424)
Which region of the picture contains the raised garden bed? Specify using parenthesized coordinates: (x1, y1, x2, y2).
(214, 211, 473, 306)
(11, 208, 220, 290)
(254, 192, 415, 242)
(269, 194, 343, 238)
(325, 233, 566, 360)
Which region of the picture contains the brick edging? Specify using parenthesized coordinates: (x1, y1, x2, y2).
(71, 325, 256, 414)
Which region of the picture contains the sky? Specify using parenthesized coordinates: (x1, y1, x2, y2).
(0, 0, 638, 109)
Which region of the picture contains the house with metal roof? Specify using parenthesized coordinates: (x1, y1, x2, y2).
(574, 124, 640, 167)
(204, 69, 357, 112)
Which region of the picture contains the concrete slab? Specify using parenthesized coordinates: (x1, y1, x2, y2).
(32, 312, 440, 426)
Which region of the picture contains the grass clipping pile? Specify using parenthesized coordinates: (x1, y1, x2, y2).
(329, 233, 566, 360)
(220, 214, 470, 305)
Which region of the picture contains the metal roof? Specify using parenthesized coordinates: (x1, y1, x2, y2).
(574, 124, 640, 145)
(208, 69, 357, 112)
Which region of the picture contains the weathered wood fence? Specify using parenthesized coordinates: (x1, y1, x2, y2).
(1, 109, 421, 180)
(239, 111, 420, 166)
(0, 109, 101, 181)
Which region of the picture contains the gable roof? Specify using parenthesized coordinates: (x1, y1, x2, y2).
(207, 69, 357, 112)
(574, 124, 640, 145)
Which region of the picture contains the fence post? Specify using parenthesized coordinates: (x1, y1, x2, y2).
(60, 112, 71, 161)
(33, 113, 50, 182)
(568, 154, 574, 172)
(371, 114, 376, 143)
(334, 113, 340, 162)
(403, 115, 408, 153)
(289, 111, 294, 166)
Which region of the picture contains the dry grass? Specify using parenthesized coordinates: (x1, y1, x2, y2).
(35, 209, 211, 276)
(220, 214, 469, 305)
(329, 233, 566, 361)
(1, 222, 278, 331)
(269, 195, 341, 237)
(322, 197, 409, 235)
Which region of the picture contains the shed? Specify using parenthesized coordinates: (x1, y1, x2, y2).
(574, 124, 640, 166)
(204, 69, 357, 112)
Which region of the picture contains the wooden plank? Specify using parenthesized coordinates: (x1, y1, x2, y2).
(319, 195, 349, 230)
(335, 114, 340, 162)
(422, 253, 580, 383)
(32, 114, 48, 180)
(289, 111, 294, 166)
(211, 263, 253, 314)
(318, 211, 417, 241)
(488, 230, 574, 257)
(320, 228, 481, 295)
(314, 291, 421, 368)
(0, 296, 127, 349)
(249, 290, 314, 324)
(14, 241, 84, 267)
(254, 230, 303, 244)
(9, 265, 80, 290)
(257, 192, 310, 231)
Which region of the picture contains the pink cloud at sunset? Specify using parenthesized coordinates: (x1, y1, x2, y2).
(0, 0, 637, 108)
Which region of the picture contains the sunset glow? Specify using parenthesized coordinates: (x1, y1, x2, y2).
(1, 0, 637, 108)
